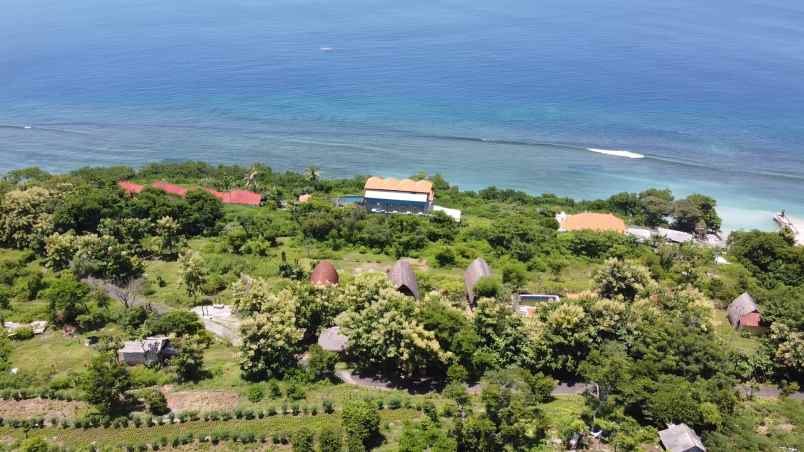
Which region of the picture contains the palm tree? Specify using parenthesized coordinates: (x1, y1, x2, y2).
(243, 166, 260, 191)
(304, 166, 320, 183)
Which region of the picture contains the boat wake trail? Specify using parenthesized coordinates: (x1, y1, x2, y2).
(586, 148, 645, 159)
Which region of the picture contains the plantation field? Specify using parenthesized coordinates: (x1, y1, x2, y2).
(0, 396, 588, 450)
(0, 408, 414, 450)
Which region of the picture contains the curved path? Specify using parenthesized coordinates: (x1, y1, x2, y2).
(335, 370, 803, 400)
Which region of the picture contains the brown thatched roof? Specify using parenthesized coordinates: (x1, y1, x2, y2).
(310, 261, 339, 286)
(464, 258, 492, 304)
(387, 259, 419, 299)
(727, 292, 759, 327)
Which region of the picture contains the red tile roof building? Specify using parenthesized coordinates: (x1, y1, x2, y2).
(118, 180, 145, 195)
(152, 181, 188, 198)
(118, 180, 260, 206)
(205, 189, 262, 206)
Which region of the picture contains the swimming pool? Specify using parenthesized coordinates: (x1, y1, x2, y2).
(336, 195, 364, 206)
(518, 294, 561, 306)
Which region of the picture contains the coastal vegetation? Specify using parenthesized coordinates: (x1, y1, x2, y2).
(0, 162, 801, 451)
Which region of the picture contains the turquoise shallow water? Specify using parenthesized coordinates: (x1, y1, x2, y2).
(2, 0, 804, 231)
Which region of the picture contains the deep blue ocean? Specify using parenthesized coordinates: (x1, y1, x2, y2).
(2, 0, 804, 231)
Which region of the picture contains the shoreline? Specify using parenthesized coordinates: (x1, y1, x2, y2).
(0, 159, 795, 235)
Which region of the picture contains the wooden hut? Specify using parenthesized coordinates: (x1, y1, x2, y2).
(387, 259, 419, 299)
(727, 292, 761, 329)
(310, 260, 339, 286)
(464, 258, 492, 305)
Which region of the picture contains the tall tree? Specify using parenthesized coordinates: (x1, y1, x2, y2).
(83, 351, 133, 414)
(178, 250, 207, 304)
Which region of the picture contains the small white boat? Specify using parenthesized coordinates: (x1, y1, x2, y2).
(320, 47, 334, 52)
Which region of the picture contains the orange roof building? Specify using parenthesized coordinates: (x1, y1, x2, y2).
(363, 177, 434, 213)
(559, 212, 626, 234)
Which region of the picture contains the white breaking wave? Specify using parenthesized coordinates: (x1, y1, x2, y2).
(587, 147, 645, 159)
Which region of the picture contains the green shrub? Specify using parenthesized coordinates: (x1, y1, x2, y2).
(11, 327, 34, 341)
(142, 389, 169, 416)
(129, 366, 169, 388)
(307, 344, 337, 381)
(341, 399, 381, 451)
(322, 399, 334, 414)
(387, 397, 402, 410)
(286, 381, 306, 401)
(319, 426, 343, 452)
(247, 385, 264, 402)
(268, 380, 282, 398)
(292, 427, 315, 452)
(474, 276, 501, 299)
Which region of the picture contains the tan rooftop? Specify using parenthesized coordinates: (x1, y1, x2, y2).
(560, 212, 626, 234)
(364, 177, 433, 198)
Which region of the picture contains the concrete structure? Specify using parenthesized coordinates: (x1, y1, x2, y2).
(627, 226, 654, 242)
(3, 320, 47, 336)
(310, 261, 339, 286)
(658, 423, 706, 452)
(387, 259, 419, 299)
(118, 336, 175, 365)
(318, 326, 348, 352)
(432, 205, 462, 222)
(464, 258, 492, 305)
(728, 292, 761, 329)
(363, 177, 434, 214)
(774, 211, 804, 246)
(191, 304, 242, 346)
(557, 212, 626, 234)
(657, 227, 694, 244)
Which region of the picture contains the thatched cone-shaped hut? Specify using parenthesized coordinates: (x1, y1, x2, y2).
(387, 259, 419, 300)
(464, 258, 492, 305)
(310, 260, 339, 286)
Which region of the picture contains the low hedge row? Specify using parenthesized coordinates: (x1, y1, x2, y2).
(0, 399, 338, 430)
(0, 388, 82, 402)
(112, 430, 293, 452)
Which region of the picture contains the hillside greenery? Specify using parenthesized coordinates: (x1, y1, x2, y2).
(0, 162, 801, 451)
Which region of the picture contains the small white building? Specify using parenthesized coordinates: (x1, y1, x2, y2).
(658, 423, 706, 452)
(433, 205, 462, 222)
(118, 336, 175, 366)
(657, 227, 694, 244)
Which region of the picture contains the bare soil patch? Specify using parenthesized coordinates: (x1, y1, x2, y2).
(162, 385, 239, 413)
(0, 398, 87, 420)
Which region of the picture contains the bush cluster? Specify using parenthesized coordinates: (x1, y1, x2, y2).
(0, 388, 80, 402)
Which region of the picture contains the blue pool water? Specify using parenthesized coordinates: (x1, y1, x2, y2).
(2, 0, 804, 230)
